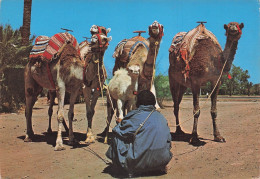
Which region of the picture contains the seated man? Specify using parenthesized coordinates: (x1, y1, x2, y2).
(106, 90, 172, 177)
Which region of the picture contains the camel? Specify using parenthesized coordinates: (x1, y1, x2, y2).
(24, 32, 111, 150)
(46, 26, 112, 144)
(113, 20, 163, 106)
(104, 65, 140, 143)
(168, 22, 244, 144)
(99, 21, 164, 142)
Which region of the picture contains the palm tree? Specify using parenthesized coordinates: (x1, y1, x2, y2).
(21, 0, 32, 46)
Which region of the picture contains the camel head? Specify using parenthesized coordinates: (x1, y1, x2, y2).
(90, 25, 111, 36)
(224, 22, 244, 41)
(148, 20, 164, 39)
(90, 33, 112, 51)
(127, 64, 140, 78)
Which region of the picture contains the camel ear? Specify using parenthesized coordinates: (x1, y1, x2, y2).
(106, 36, 112, 41)
(106, 28, 111, 33)
(224, 24, 228, 30)
(239, 23, 244, 29)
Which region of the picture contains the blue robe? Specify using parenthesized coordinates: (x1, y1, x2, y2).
(106, 105, 172, 173)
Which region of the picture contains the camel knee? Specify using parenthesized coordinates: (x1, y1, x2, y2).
(193, 110, 200, 118)
(68, 111, 74, 120)
(57, 115, 64, 123)
(211, 110, 217, 119)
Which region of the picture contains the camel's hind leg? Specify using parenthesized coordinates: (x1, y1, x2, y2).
(211, 82, 225, 142)
(24, 64, 43, 142)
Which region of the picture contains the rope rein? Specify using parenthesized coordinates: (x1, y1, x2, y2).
(172, 41, 234, 127)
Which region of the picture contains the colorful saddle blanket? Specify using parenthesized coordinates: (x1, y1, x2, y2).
(29, 33, 80, 61)
(113, 36, 149, 63)
(169, 24, 222, 79)
(29, 36, 50, 59)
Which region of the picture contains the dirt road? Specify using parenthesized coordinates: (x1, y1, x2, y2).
(1, 96, 259, 178)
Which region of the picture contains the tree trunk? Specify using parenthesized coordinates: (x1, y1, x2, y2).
(21, 0, 32, 46)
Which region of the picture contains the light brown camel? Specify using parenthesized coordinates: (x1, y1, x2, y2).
(168, 22, 244, 144)
(46, 27, 111, 144)
(101, 21, 164, 140)
(24, 33, 111, 150)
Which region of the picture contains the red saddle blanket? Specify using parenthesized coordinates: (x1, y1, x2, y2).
(30, 33, 80, 61)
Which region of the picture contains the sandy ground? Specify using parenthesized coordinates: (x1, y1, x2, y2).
(0, 96, 260, 179)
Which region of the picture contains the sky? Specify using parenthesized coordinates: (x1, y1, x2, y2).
(1, 0, 260, 84)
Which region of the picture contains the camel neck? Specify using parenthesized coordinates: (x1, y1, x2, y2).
(222, 39, 238, 72)
(143, 37, 161, 80)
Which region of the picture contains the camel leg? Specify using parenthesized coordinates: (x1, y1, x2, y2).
(104, 97, 115, 144)
(117, 99, 124, 123)
(47, 91, 55, 133)
(54, 83, 66, 151)
(190, 82, 201, 144)
(67, 89, 80, 145)
(24, 64, 43, 142)
(211, 82, 225, 142)
(83, 87, 99, 143)
(150, 83, 160, 109)
(47, 91, 69, 134)
(170, 81, 186, 134)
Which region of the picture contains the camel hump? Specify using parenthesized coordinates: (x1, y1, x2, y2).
(113, 36, 149, 63)
(170, 24, 222, 62)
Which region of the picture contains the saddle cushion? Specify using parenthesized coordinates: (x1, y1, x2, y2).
(169, 24, 222, 79)
(29, 36, 50, 59)
(113, 36, 149, 63)
(30, 33, 80, 61)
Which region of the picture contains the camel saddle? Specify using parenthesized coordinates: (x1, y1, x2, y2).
(169, 24, 222, 79)
(113, 35, 149, 63)
(29, 32, 80, 62)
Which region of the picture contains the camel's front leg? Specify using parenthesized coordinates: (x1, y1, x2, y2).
(83, 87, 97, 143)
(104, 96, 115, 144)
(47, 91, 56, 133)
(190, 82, 201, 144)
(169, 79, 186, 134)
(67, 89, 80, 145)
(211, 82, 225, 142)
(55, 84, 66, 151)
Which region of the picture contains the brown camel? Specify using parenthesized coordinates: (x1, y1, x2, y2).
(168, 22, 244, 144)
(102, 21, 164, 141)
(24, 32, 111, 150)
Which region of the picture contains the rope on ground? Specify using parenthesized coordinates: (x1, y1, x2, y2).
(79, 142, 111, 165)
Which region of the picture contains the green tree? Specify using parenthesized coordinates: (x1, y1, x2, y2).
(154, 73, 171, 107)
(0, 24, 34, 112)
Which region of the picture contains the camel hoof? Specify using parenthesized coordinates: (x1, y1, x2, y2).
(214, 136, 226, 143)
(47, 128, 52, 134)
(175, 128, 185, 135)
(54, 144, 66, 151)
(189, 136, 200, 145)
(104, 137, 108, 144)
(24, 134, 33, 142)
(85, 136, 95, 144)
(68, 138, 79, 146)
